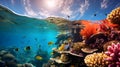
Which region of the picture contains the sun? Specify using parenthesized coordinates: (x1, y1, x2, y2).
(45, 0, 56, 9)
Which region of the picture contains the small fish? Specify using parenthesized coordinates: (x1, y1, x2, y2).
(14, 48, 19, 52)
(35, 55, 43, 60)
(24, 46, 31, 51)
(48, 41, 54, 45)
(22, 36, 26, 39)
(94, 14, 96, 16)
(50, 52, 54, 55)
(105, 13, 107, 16)
(34, 38, 38, 41)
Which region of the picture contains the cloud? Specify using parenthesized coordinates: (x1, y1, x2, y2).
(23, 0, 37, 17)
(79, 0, 89, 17)
(23, 0, 73, 19)
(11, 0, 15, 5)
(101, 0, 108, 9)
(23, 0, 90, 20)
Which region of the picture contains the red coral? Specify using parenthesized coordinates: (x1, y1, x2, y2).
(99, 19, 118, 32)
(80, 21, 99, 39)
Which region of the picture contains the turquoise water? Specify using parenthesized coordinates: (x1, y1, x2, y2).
(0, 5, 60, 66)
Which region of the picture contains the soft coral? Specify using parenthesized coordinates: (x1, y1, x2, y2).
(80, 21, 99, 39)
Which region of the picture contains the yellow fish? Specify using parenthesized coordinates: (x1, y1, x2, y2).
(35, 55, 43, 60)
(48, 41, 54, 45)
(50, 52, 54, 55)
(58, 44, 65, 51)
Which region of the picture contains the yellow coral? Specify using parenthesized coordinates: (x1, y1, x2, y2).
(84, 53, 110, 67)
(107, 7, 120, 25)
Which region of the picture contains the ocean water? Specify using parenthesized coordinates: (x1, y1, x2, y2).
(0, 5, 60, 66)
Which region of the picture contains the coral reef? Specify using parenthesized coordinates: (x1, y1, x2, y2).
(0, 50, 34, 67)
(107, 7, 120, 25)
(86, 33, 108, 50)
(43, 6, 120, 67)
(84, 53, 110, 67)
(105, 43, 120, 67)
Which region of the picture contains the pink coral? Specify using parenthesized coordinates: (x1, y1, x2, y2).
(105, 43, 120, 67)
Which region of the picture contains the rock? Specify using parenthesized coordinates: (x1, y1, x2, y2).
(2, 53, 15, 61)
(0, 50, 8, 56)
(0, 60, 6, 67)
(23, 63, 34, 67)
(81, 47, 98, 53)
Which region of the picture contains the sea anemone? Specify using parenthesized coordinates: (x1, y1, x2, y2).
(84, 53, 110, 67)
(107, 7, 120, 25)
(80, 21, 99, 40)
(105, 43, 120, 67)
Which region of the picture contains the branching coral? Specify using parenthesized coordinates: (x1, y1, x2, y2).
(107, 7, 120, 25)
(105, 43, 120, 67)
(84, 53, 109, 67)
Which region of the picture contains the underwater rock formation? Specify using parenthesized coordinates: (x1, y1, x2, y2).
(105, 43, 120, 67)
(84, 53, 110, 67)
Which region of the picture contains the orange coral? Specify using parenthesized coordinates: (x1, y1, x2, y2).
(80, 21, 99, 39)
(99, 19, 118, 32)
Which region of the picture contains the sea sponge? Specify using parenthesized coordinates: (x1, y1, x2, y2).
(84, 53, 109, 67)
(105, 43, 120, 67)
(107, 7, 120, 25)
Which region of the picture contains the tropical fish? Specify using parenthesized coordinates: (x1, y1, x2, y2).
(58, 44, 65, 51)
(50, 52, 54, 55)
(48, 41, 54, 45)
(35, 55, 43, 60)
(24, 46, 31, 51)
(14, 48, 19, 52)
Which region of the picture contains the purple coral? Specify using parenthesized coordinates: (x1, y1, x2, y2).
(105, 43, 120, 67)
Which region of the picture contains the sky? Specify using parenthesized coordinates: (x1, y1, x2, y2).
(0, 0, 120, 20)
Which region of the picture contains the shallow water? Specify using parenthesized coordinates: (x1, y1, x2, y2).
(0, 5, 60, 65)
